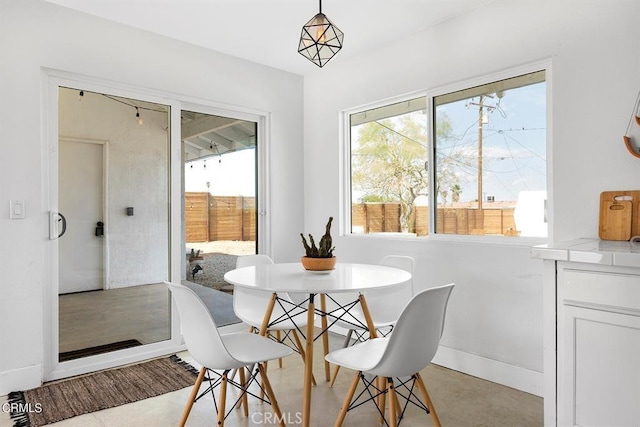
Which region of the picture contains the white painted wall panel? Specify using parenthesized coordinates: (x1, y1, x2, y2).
(0, 0, 303, 393)
(303, 0, 640, 394)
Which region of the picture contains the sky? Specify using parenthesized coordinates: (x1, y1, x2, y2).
(436, 82, 547, 204)
(184, 149, 256, 196)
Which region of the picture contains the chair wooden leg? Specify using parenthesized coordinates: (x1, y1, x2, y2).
(388, 378, 397, 427)
(238, 367, 249, 416)
(329, 365, 341, 387)
(394, 393, 402, 422)
(276, 330, 283, 368)
(259, 293, 277, 336)
(257, 294, 277, 404)
(335, 371, 361, 427)
(379, 377, 387, 425)
(415, 373, 441, 427)
(259, 361, 268, 401)
(258, 364, 285, 427)
(292, 330, 317, 386)
(358, 294, 379, 339)
(217, 371, 229, 427)
(179, 366, 206, 427)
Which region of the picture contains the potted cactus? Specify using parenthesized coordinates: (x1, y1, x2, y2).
(300, 216, 337, 271)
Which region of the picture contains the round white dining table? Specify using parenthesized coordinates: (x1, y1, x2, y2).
(224, 262, 412, 427)
(224, 262, 411, 293)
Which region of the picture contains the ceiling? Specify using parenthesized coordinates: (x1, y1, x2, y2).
(63, 87, 256, 162)
(182, 111, 256, 162)
(44, 0, 493, 75)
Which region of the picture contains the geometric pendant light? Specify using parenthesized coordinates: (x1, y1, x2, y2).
(298, 0, 344, 68)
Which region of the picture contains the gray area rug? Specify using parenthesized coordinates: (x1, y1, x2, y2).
(8, 355, 197, 427)
(181, 280, 241, 327)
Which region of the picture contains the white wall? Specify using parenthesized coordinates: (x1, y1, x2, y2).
(0, 0, 303, 394)
(3, 0, 639, 399)
(304, 0, 640, 396)
(59, 88, 171, 288)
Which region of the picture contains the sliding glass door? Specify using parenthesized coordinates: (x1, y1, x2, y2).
(182, 109, 258, 303)
(55, 86, 172, 364)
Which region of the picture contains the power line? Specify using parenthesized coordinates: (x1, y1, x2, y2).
(373, 120, 428, 148)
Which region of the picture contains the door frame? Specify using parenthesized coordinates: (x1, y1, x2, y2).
(180, 100, 270, 257)
(43, 70, 185, 381)
(58, 136, 109, 291)
(42, 68, 271, 381)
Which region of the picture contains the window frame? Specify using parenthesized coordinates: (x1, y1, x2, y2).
(340, 90, 428, 239)
(341, 60, 552, 246)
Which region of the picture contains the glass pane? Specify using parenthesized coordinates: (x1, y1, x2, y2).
(434, 71, 547, 237)
(183, 110, 257, 297)
(350, 97, 429, 236)
(58, 87, 171, 361)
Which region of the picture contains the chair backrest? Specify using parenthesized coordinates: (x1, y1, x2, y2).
(236, 254, 274, 268)
(380, 255, 414, 294)
(364, 255, 415, 325)
(233, 254, 281, 325)
(166, 282, 238, 369)
(368, 283, 455, 378)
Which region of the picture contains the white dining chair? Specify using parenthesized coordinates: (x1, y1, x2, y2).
(325, 283, 455, 427)
(233, 254, 314, 377)
(166, 281, 293, 427)
(328, 255, 414, 386)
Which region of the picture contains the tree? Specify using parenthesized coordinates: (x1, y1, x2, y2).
(352, 111, 467, 233)
(451, 184, 462, 203)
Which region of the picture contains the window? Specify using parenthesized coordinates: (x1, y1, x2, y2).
(349, 97, 429, 236)
(347, 69, 547, 239)
(433, 71, 546, 237)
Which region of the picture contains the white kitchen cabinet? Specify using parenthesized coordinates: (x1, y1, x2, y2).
(559, 267, 640, 427)
(532, 239, 640, 427)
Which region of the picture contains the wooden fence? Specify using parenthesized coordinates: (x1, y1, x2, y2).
(185, 195, 517, 242)
(185, 192, 255, 242)
(352, 203, 518, 236)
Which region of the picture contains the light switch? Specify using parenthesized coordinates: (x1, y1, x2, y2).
(10, 200, 25, 219)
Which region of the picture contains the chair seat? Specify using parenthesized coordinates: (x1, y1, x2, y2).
(326, 284, 455, 427)
(325, 337, 389, 372)
(222, 332, 293, 366)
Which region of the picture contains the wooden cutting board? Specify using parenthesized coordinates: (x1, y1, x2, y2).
(599, 191, 640, 240)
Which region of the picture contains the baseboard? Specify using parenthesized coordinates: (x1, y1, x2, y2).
(432, 345, 543, 397)
(0, 364, 42, 396)
(327, 323, 543, 397)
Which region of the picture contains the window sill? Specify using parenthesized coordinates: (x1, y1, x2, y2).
(344, 232, 548, 248)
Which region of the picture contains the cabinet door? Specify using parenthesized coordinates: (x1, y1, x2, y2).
(559, 305, 640, 427)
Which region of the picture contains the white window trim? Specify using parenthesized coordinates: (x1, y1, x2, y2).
(339, 90, 427, 238)
(340, 59, 553, 246)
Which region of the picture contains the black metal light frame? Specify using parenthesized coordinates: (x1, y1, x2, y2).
(298, 0, 344, 68)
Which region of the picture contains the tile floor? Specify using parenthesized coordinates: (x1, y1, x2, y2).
(0, 331, 542, 426)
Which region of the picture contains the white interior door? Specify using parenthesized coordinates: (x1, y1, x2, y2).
(58, 139, 105, 294)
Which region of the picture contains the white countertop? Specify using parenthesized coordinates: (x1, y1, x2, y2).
(531, 238, 640, 267)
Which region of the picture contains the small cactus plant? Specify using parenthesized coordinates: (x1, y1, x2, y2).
(300, 216, 335, 258)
